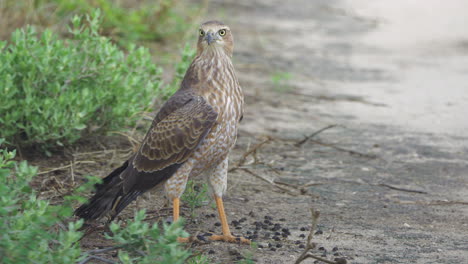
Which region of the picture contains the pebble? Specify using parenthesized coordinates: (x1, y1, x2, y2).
(214, 222, 221, 227)
(299, 244, 305, 249)
(300, 227, 307, 231)
(334, 258, 347, 264)
(208, 250, 215, 254)
(315, 230, 323, 235)
(332, 246, 339, 252)
(299, 234, 306, 238)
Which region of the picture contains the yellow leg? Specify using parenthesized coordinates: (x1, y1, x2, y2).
(173, 198, 190, 243)
(209, 196, 250, 244)
(173, 197, 180, 221)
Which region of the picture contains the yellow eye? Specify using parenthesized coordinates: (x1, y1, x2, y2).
(219, 29, 226, 36)
(199, 29, 205, 36)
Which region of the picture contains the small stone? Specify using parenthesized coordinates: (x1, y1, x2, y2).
(319, 247, 325, 251)
(270, 248, 276, 251)
(300, 227, 307, 231)
(299, 244, 305, 249)
(210, 213, 216, 217)
(295, 240, 301, 245)
(214, 222, 221, 227)
(315, 230, 323, 235)
(332, 247, 339, 252)
(208, 250, 215, 254)
(299, 234, 306, 238)
(258, 242, 268, 248)
(276, 243, 282, 248)
(334, 258, 347, 264)
(279, 218, 286, 221)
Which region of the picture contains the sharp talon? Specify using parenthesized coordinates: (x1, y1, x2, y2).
(208, 234, 251, 244)
(197, 235, 207, 241)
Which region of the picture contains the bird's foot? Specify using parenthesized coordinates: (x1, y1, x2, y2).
(209, 234, 251, 244)
(177, 235, 210, 244)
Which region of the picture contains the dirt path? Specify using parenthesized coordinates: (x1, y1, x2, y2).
(185, 0, 468, 263)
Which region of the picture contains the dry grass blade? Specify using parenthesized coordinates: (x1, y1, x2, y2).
(38, 161, 96, 175)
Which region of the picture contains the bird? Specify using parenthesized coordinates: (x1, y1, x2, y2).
(75, 20, 249, 244)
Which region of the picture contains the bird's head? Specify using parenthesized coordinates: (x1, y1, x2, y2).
(197, 21, 233, 57)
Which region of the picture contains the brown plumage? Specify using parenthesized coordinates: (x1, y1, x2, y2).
(75, 21, 249, 244)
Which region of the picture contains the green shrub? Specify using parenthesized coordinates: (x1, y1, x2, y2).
(0, 139, 192, 263)
(0, 0, 204, 44)
(0, 10, 163, 150)
(0, 138, 84, 263)
(107, 210, 191, 264)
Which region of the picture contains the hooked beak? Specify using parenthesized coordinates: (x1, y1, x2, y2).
(204, 32, 217, 45)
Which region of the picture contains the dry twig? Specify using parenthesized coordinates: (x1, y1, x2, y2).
(229, 137, 274, 172)
(295, 124, 337, 147)
(378, 183, 427, 194)
(395, 200, 468, 206)
(295, 209, 347, 264)
(241, 168, 297, 195)
(307, 139, 377, 159)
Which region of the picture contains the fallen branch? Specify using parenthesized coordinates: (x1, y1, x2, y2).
(295, 124, 337, 147)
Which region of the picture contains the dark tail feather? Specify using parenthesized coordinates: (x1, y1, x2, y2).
(74, 160, 142, 220)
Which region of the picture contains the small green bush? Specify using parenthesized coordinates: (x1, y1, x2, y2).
(0, 0, 203, 44)
(181, 180, 210, 219)
(0, 10, 163, 150)
(0, 139, 84, 263)
(107, 210, 191, 264)
(0, 139, 192, 263)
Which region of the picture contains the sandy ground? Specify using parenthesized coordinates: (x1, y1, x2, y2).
(31, 0, 468, 263)
(183, 0, 467, 263)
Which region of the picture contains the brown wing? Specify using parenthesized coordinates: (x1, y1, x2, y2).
(133, 95, 217, 173)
